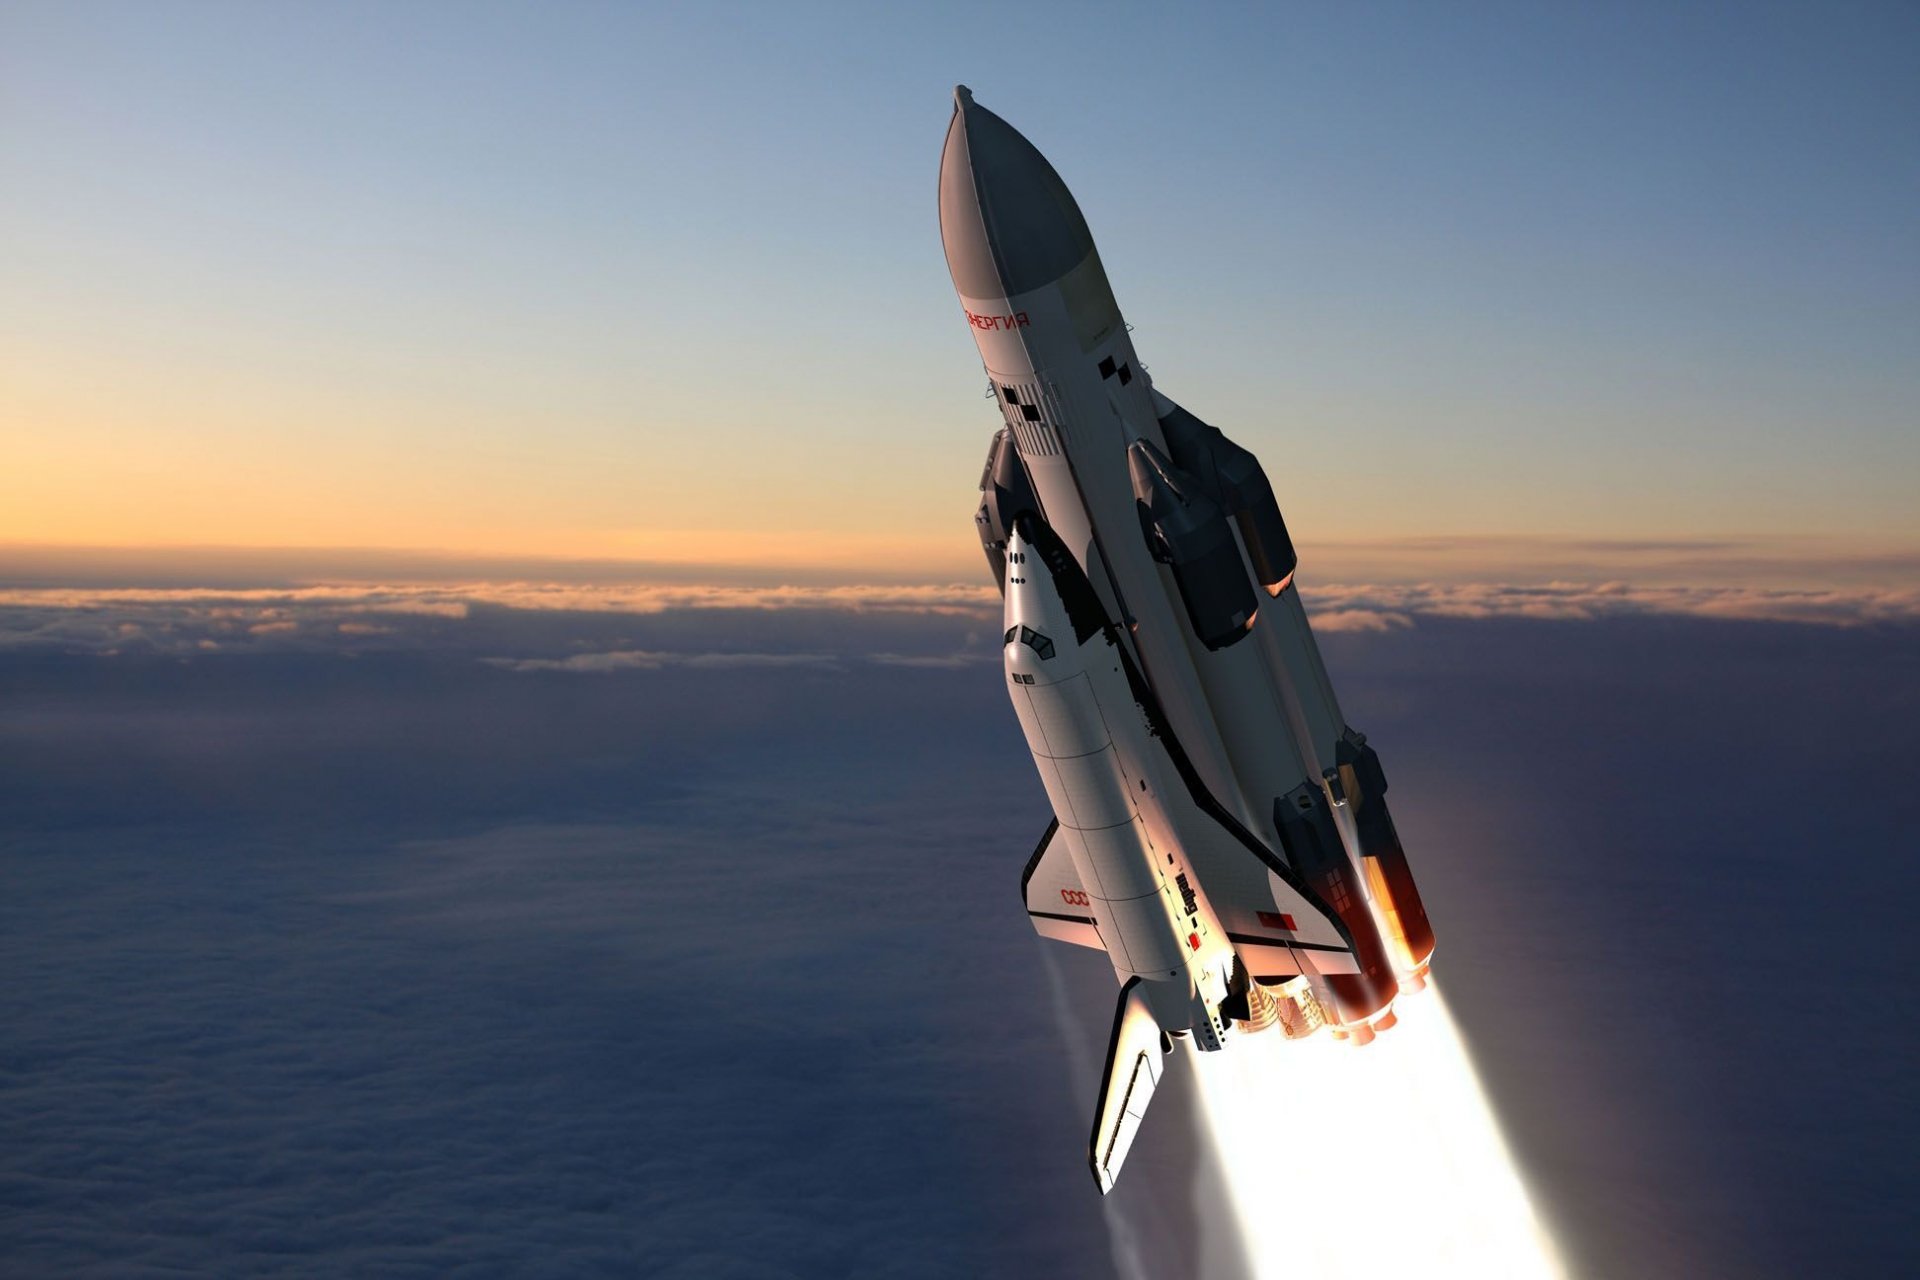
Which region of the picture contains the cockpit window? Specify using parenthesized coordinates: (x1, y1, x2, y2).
(1004, 626, 1018, 643)
(1016, 625, 1055, 660)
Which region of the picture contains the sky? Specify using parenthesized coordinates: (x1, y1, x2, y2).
(3, 2, 1916, 578)
(2, 8, 1918, 1277)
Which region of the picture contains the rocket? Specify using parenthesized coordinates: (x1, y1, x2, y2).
(940, 87, 1438, 1193)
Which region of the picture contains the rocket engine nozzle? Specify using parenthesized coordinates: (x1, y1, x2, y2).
(1237, 979, 1281, 1034)
(1222, 956, 1282, 1035)
(1274, 980, 1327, 1039)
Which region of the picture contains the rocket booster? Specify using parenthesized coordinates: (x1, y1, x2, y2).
(941, 87, 1437, 1191)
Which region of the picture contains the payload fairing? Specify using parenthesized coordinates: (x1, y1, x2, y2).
(940, 87, 1438, 1193)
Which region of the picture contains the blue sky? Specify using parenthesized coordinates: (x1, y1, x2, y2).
(3, 2, 1915, 565)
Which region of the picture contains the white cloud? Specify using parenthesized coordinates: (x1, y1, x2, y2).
(1298, 580, 1920, 628)
(481, 651, 843, 674)
(1, 573, 1913, 664)
(866, 651, 995, 668)
(1309, 609, 1415, 633)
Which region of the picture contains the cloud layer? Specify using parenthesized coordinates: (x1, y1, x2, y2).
(1, 571, 1913, 667)
(1304, 579, 1920, 629)
(0, 581, 1000, 664)
(2, 583, 1914, 1276)
(5, 524, 1916, 672)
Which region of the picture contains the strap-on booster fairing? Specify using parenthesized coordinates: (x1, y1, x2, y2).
(940, 87, 1438, 1193)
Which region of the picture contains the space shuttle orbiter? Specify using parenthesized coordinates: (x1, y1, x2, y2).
(940, 86, 1437, 1193)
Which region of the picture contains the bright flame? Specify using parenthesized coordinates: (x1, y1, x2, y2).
(1189, 983, 1568, 1279)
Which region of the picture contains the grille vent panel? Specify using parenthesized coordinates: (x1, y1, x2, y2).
(997, 379, 1068, 456)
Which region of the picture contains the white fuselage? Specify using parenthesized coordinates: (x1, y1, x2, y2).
(960, 268, 1271, 833)
(959, 264, 1362, 853)
(1001, 529, 1235, 1047)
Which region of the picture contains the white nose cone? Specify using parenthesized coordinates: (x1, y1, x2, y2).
(939, 85, 1098, 300)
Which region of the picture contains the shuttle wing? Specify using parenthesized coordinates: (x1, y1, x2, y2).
(1112, 642, 1362, 979)
(1021, 817, 1104, 951)
(1173, 805, 1362, 978)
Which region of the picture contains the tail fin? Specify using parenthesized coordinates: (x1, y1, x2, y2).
(1089, 978, 1173, 1194)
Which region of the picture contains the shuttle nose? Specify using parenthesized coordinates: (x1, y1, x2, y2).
(939, 85, 1098, 300)
(1002, 526, 1068, 687)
